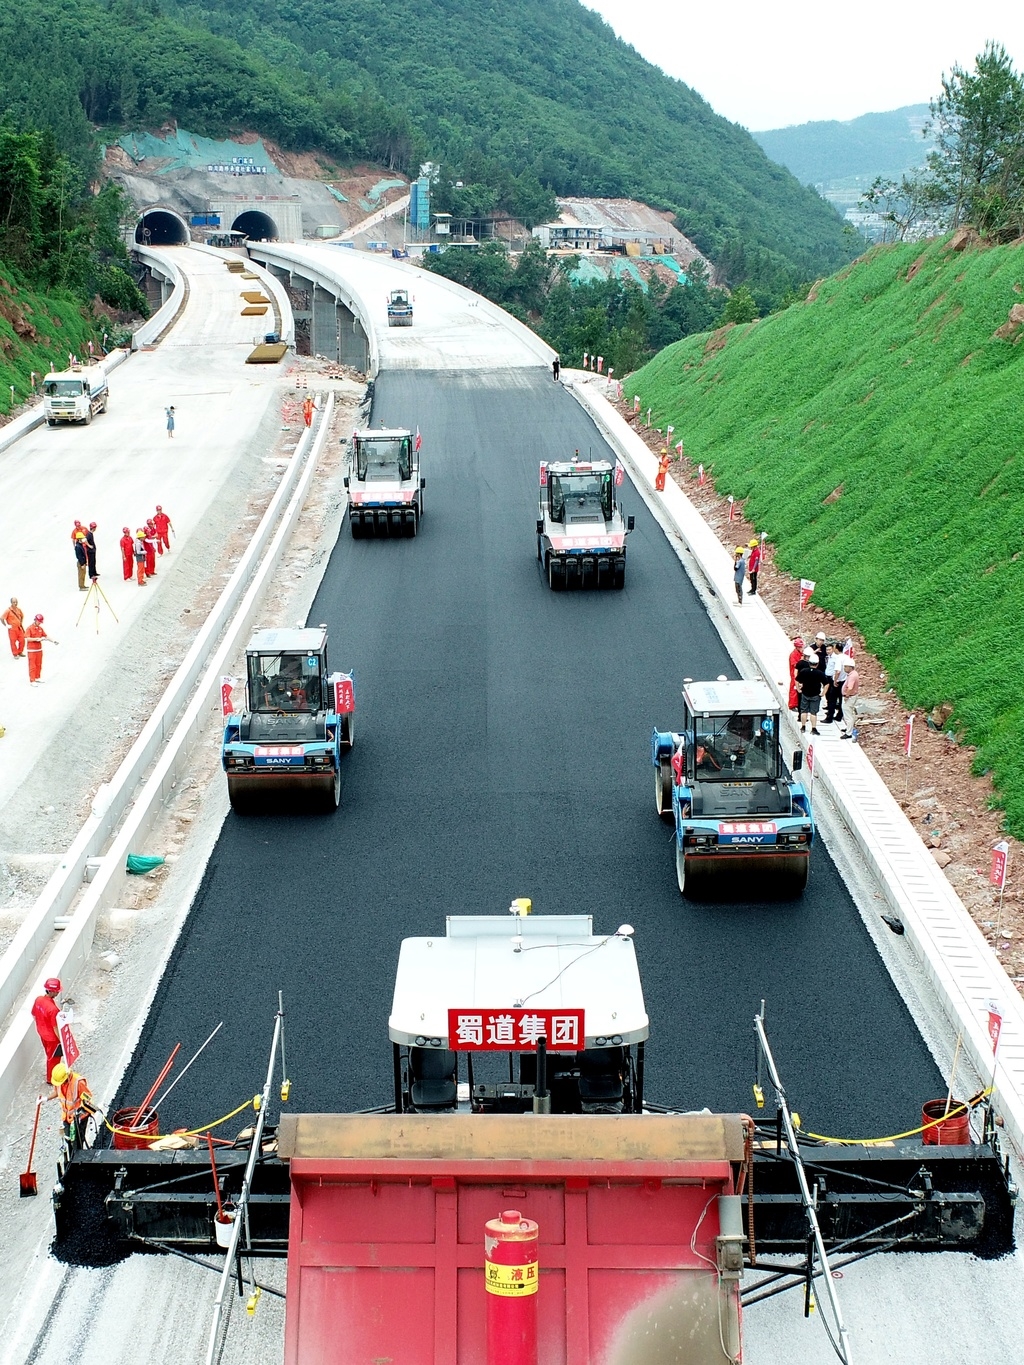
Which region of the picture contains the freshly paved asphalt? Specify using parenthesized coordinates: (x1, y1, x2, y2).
(116, 367, 942, 1139)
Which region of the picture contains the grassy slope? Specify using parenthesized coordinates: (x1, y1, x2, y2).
(629, 237, 1024, 831)
(0, 271, 103, 415)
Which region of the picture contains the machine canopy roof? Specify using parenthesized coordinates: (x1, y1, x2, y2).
(388, 914, 649, 1048)
(683, 679, 778, 716)
(246, 627, 327, 654)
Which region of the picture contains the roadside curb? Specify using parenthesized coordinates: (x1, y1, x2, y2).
(570, 376, 1024, 1157)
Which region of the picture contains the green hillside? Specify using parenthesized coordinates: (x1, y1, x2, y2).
(628, 237, 1024, 832)
(0, 0, 857, 301)
(754, 105, 931, 187)
(0, 273, 105, 412)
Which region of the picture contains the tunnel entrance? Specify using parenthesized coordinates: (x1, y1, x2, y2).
(232, 210, 278, 242)
(135, 209, 190, 246)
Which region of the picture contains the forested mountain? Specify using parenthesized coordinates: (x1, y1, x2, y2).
(754, 106, 932, 187)
(0, 0, 857, 302)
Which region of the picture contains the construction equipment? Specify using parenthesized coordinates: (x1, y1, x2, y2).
(42, 362, 108, 426)
(388, 905, 648, 1115)
(536, 455, 634, 590)
(221, 627, 354, 813)
(386, 288, 413, 326)
(50, 906, 1016, 1364)
(345, 427, 424, 538)
(652, 678, 813, 897)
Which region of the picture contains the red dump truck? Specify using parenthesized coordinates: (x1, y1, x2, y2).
(53, 905, 1015, 1364)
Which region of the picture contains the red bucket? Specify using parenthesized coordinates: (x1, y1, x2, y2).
(111, 1107, 160, 1150)
(921, 1098, 971, 1146)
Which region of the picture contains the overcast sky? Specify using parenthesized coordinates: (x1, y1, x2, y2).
(583, 0, 1024, 130)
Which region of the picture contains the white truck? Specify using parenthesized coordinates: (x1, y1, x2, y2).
(42, 364, 109, 426)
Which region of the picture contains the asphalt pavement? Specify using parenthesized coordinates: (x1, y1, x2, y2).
(115, 367, 942, 1140)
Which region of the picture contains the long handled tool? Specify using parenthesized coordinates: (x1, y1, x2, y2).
(20, 1097, 43, 1196)
(130, 1043, 181, 1130)
(139, 1023, 223, 1126)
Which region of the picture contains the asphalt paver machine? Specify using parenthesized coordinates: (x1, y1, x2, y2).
(345, 427, 425, 537)
(388, 902, 648, 1115)
(221, 626, 354, 812)
(537, 455, 635, 589)
(653, 678, 813, 897)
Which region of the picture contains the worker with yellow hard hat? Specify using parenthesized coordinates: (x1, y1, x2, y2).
(50, 1062, 97, 1150)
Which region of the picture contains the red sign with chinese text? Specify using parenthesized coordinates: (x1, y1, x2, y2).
(447, 1008, 585, 1052)
(991, 841, 1009, 890)
(56, 1011, 80, 1068)
(334, 676, 354, 714)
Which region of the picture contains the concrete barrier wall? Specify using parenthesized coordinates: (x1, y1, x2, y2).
(190, 242, 295, 346)
(132, 246, 187, 348)
(249, 244, 380, 375)
(0, 398, 334, 1124)
(572, 378, 1024, 1157)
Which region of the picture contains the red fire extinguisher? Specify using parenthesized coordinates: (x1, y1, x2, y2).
(484, 1208, 539, 1365)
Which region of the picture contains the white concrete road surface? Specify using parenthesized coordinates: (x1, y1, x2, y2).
(255, 241, 553, 372)
(0, 248, 281, 814)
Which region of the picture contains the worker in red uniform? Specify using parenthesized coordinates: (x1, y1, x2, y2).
(51, 1062, 96, 1151)
(143, 523, 158, 576)
(655, 449, 672, 492)
(302, 396, 315, 427)
(31, 977, 63, 1083)
(788, 636, 805, 711)
(153, 505, 173, 552)
(3, 597, 25, 657)
(26, 615, 56, 684)
(747, 538, 762, 596)
(120, 527, 134, 581)
(146, 517, 163, 558)
(134, 531, 148, 585)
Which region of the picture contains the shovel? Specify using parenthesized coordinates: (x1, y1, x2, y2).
(20, 1097, 43, 1196)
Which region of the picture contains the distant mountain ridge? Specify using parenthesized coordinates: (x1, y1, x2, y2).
(0, 0, 857, 302)
(754, 105, 932, 187)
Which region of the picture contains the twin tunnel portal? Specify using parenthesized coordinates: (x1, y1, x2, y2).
(135, 207, 279, 246)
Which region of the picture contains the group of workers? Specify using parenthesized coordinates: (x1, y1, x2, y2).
(30, 977, 96, 1151)
(3, 599, 57, 683)
(119, 507, 175, 586)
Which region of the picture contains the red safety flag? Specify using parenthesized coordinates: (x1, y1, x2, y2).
(806, 744, 814, 773)
(56, 1011, 80, 1069)
(698, 463, 706, 485)
(633, 395, 640, 413)
(614, 462, 625, 486)
(988, 1000, 1003, 1054)
(799, 578, 815, 610)
(904, 713, 914, 757)
(334, 675, 355, 714)
(220, 677, 234, 716)
(728, 495, 735, 522)
(675, 440, 684, 456)
(414, 427, 422, 452)
(597, 356, 604, 373)
(539, 462, 548, 487)
(583, 352, 589, 369)
(991, 841, 1009, 889)
(666, 425, 674, 441)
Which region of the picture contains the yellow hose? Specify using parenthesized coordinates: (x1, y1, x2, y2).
(103, 1097, 255, 1143)
(793, 1089, 992, 1146)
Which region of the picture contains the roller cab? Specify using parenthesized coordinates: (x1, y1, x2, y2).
(537, 455, 634, 590)
(652, 678, 813, 897)
(345, 427, 424, 537)
(221, 627, 354, 813)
